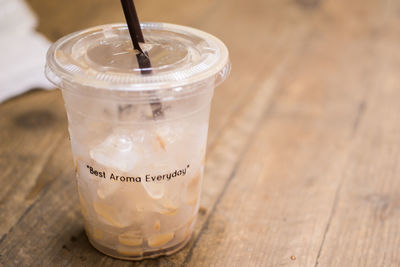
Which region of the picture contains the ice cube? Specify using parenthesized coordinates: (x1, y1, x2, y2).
(141, 182, 165, 200)
(130, 129, 147, 143)
(147, 232, 174, 248)
(158, 198, 179, 216)
(116, 247, 143, 257)
(96, 179, 122, 199)
(118, 230, 143, 246)
(139, 157, 183, 200)
(93, 201, 130, 228)
(155, 124, 184, 146)
(90, 130, 138, 172)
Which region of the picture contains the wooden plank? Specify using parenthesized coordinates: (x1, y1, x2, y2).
(316, 1, 400, 265)
(0, 139, 81, 266)
(317, 55, 400, 266)
(0, 90, 68, 240)
(0, 0, 311, 266)
(183, 0, 400, 266)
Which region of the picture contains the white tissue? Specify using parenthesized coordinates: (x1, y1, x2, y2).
(0, 0, 52, 103)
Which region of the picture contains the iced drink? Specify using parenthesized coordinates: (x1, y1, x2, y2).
(45, 23, 230, 260)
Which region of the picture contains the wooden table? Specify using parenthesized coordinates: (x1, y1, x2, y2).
(1, 0, 400, 266)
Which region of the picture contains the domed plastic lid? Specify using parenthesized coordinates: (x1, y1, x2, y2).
(45, 22, 230, 93)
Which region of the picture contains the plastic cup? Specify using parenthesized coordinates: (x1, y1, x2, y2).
(45, 22, 230, 260)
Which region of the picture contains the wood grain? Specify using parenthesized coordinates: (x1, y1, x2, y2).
(1, 0, 400, 266)
(316, 1, 400, 266)
(0, 90, 68, 239)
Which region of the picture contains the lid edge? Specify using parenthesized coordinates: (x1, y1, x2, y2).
(46, 22, 230, 92)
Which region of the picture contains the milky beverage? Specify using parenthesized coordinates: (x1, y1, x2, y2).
(45, 23, 230, 260)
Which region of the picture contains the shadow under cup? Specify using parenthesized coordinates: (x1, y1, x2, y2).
(45, 23, 230, 260)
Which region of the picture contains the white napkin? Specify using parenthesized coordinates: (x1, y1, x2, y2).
(0, 0, 53, 103)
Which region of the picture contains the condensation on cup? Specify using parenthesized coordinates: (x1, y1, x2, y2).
(45, 23, 230, 260)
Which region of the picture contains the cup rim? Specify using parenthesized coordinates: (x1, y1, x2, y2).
(45, 22, 230, 94)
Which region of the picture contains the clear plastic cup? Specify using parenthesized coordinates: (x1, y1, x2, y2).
(45, 22, 230, 260)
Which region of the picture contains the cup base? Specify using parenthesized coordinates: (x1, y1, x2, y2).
(87, 232, 192, 261)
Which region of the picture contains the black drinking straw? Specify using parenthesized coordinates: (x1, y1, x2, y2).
(120, 0, 163, 118)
